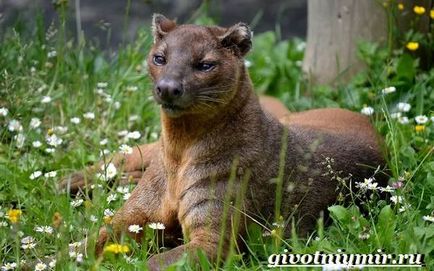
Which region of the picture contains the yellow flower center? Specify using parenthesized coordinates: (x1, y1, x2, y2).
(398, 3, 404, 10)
(430, 9, 434, 19)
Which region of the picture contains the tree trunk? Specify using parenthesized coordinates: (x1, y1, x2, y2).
(302, 0, 387, 85)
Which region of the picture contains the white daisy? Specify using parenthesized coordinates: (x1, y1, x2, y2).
(119, 144, 133, 155)
(0, 107, 8, 117)
(70, 117, 81, 124)
(148, 222, 165, 230)
(32, 141, 42, 148)
(70, 199, 84, 208)
(397, 102, 411, 112)
(29, 118, 41, 129)
(415, 115, 428, 124)
(127, 131, 141, 140)
(8, 119, 23, 132)
(44, 171, 57, 178)
(128, 224, 143, 233)
(422, 215, 434, 223)
(381, 86, 396, 94)
(30, 171, 43, 180)
(83, 112, 95, 120)
(41, 96, 52, 104)
(361, 106, 374, 116)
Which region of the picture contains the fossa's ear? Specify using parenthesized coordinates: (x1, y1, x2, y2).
(151, 14, 177, 43)
(219, 23, 252, 57)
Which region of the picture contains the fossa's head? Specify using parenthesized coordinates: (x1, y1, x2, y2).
(147, 14, 252, 118)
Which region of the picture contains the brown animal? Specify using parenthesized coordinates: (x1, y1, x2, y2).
(61, 15, 387, 270)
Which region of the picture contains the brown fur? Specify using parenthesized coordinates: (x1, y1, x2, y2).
(61, 15, 387, 270)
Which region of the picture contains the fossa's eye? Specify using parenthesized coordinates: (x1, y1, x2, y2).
(196, 62, 215, 72)
(153, 55, 166, 66)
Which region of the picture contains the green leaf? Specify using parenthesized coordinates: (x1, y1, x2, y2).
(376, 205, 396, 249)
(396, 54, 416, 80)
(328, 205, 351, 224)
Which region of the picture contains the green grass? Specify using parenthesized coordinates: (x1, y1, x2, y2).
(1, 6, 434, 271)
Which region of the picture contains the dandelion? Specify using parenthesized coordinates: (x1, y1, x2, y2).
(431, 9, 434, 19)
(6, 209, 22, 224)
(14, 133, 25, 148)
(422, 215, 434, 223)
(128, 224, 143, 233)
(29, 118, 41, 129)
(398, 3, 404, 10)
(44, 171, 57, 178)
(83, 112, 95, 120)
(106, 194, 118, 203)
(127, 131, 141, 140)
(46, 134, 62, 147)
(71, 199, 84, 208)
(30, 171, 43, 180)
(381, 86, 396, 94)
(413, 5, 425, 15)
(104, 243, 130, 254)
(35, 225, 54, 234)
(148, 222, 165, 230)
(8, 120, 23, 132)
(0, 107, 8, 117)
(119, 144, 133, 155)
(390, 195, 403, 204)
(415, 115, 428, 124)
(406, 42, 419, 51)
(21, 236, 36, 250)
(1, 262, 17, 270)
(41, 96, 52, 104)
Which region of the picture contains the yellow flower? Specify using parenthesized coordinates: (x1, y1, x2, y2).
(104, 243, 130, 254)
(406, 42, 419, 51)
(413, 6, 425, 15)
(7, 209, 22, 224)
(430, 9, 434, 19)
(103, 216, 112, 224)
(398, 3, 404, 10)
(415, 125, 425, 132)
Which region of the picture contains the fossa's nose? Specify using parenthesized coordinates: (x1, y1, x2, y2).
(155, 78, 183, 102)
